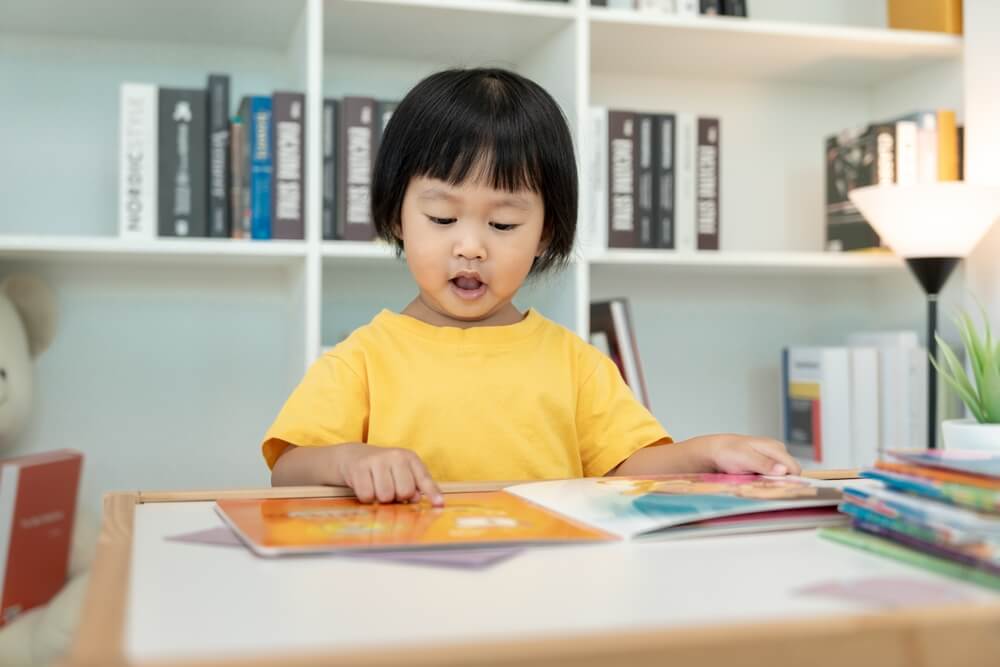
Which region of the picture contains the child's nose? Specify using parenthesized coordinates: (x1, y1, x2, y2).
(453, 228, 487, 261)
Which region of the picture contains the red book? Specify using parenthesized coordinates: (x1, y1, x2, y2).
(0, 449, 83, 626)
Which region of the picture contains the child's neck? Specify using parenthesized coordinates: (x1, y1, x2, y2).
(402, 296, 526, 329)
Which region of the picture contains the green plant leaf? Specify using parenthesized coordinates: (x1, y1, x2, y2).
(934, 333, 987, 422)
(981, 347, 1000, 423)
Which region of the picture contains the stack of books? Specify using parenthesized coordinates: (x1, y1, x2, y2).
(820, 449, 1000, 590)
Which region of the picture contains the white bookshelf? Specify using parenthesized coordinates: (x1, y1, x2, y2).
(2, 0, 990, 511)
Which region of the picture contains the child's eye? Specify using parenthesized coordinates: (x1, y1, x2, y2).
(428, 216, 456, 225)
(490, 222, 518, 231)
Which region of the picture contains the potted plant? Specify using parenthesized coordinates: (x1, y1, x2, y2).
(934, 307, 1000, 450)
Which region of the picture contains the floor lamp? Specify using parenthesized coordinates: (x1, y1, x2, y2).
(848, 183, 1000, 449)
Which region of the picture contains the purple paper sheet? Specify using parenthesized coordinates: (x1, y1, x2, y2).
(166, 525, 522, 569)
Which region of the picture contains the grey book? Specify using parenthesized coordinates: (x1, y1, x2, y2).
(696, 117, 719, 250)
(158, 88, 208, 237)
(271, 91, 305, 240)
(654, 113, 675, 249)
(207, 74, 230, 237)
(322, 98, 339, 240)
(607, 110, 638, 249)
(338, 96, 377, 241)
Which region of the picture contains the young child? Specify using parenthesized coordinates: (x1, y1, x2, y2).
(263, 67, 800, 505)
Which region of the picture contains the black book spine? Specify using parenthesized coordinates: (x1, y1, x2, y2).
(339, 97, 376, 241)
(158, 88, 208, 237)
(322, 99, 339, 240)
(207, 74, 230, 237)
(721, 0, 747, 16)
(654, 113, 675, 249)
(700, 0, 722, 14)
(271, 92, 305, 240)
(608, 110, 637, 249)
(696, 117, 719, 250)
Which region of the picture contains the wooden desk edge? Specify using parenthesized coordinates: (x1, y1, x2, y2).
(66, 472, 1000, 667)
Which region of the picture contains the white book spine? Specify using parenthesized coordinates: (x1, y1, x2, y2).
(908, 347, 929, 449)
(675, 112, 696, 252)
(589, 107, 609, 254)
(849, 348, 880, 468)
(914, 111, 938, 184)
(820, 348, 853, 469)
(894, 120, 919, 186)
(676, 0, 698, 16)
(119, 83, 158, 239)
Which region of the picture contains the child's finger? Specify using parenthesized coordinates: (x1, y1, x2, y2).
(371, 464, 398, 503)
(350, 468, 376, 504)
(390, 463, 418, 501)
(751, 440, 800, 475)
(731, 448, 785, 475)
(409, 458, 444, 506)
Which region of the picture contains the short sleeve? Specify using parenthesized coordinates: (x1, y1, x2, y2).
(577, 353, 672, 476)
(261, 354, 369, 470)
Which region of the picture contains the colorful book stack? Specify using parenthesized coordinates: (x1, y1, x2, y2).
(820, 449, 1000, 590)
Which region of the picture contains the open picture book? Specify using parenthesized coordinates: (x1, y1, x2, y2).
(215, 474, 848, 557)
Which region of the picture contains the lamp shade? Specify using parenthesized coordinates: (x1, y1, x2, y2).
(848, 182, 1000, 258)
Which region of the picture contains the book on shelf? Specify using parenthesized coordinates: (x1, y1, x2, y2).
(271, 91, 305, 240)
(825, 109, 960, 252)
(339, 96, 377, 242)
(215, 474, 845, 557)
(823, 449, 1000, 591)
(207, 74, 231, 238)
(888, 0, 962, 35)
(118, 83, 158, 239)
(781, 345, 879, 469)
(322, 99, 339, 241)
(0, 450, 83, 627)
(229, 114, 249, 239)
(158, 87, 208, 238)
(590, 298, 650, 408)
(240, 95, 273, 240)
(593, 106, 717, 252)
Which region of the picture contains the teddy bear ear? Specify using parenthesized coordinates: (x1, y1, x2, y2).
(2, 274, 57, 359)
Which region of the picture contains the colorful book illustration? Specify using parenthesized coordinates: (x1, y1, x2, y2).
(216, 474, 844, 557)
(860, 468, 1000, 514)
(507, 475, 844, 540)
(888, 449, 1000, 480)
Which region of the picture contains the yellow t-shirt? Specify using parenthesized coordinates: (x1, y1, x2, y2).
(262, 309, 670, 480)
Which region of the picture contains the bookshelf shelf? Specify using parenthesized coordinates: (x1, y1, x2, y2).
(0, 236, 308, 267)
(324, 0, 576, 63)
(587, 250, 905, 275)
(321, 240, 398, 260)
(588, 10, 962, 84)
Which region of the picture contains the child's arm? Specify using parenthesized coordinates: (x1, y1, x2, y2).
(271, 442, 444, 506)
(610, 434, 801, 477)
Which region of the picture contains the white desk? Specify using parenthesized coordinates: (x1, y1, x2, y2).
(67, 485, 1000, 667)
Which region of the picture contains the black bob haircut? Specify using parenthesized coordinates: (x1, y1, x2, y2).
(371, 67, 578, 275)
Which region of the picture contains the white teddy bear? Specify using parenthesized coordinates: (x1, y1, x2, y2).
(0, 275, 98, 667)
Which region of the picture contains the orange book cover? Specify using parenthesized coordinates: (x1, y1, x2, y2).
(0, 449, 83, 626)
(216, 491, 615, 556)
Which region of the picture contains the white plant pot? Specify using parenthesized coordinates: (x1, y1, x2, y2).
(941, 418, 1000, 451)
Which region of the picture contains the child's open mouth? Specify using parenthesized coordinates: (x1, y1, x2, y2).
(450, 275, 487, 300)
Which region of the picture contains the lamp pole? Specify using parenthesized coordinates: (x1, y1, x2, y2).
(906, 257, 960, 450)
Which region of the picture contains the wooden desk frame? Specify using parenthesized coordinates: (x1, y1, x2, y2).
(65, 476, 1000, 667)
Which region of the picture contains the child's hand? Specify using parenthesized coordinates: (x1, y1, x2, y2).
(703, 435, 801, 476)
(336, 443, 444, 506)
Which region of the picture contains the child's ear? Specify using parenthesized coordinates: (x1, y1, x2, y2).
(535, 229, 551, 257)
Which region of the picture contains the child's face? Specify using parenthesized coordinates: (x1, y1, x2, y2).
(398, 174, 547, 324)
